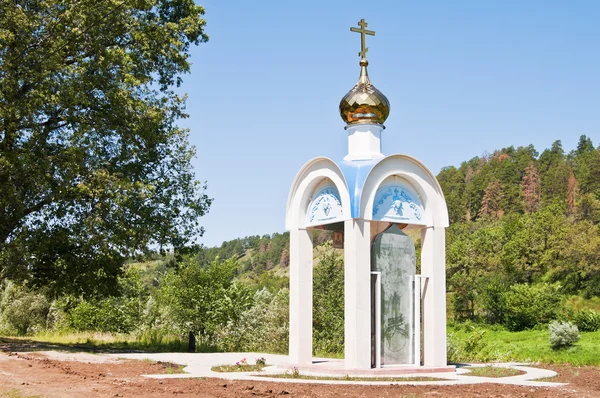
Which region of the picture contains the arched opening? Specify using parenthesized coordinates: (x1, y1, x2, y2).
(370, 222, 425, 367)
(305, 178, 346, 359)
(285, 160, 351, 366)
(368, 174, 428, 368)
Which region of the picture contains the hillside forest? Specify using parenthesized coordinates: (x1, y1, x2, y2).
(1, 136, 600, 359)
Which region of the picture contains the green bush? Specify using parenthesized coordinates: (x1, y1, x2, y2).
(549, 321, 580, 349)
(502, 283, 564, 331)
(446, 332, 461, 364)
(68, 297, 135, 333)
(573, 309, 600, 332)
(312, 244, 344, 355)
(214, 288, 289, 353)
(0, 280, 50, 335)
(479, 275, 510, 324)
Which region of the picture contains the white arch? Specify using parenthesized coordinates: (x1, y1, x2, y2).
(286, 157, 351, 230)
(360, 154, 449, 367)
(360, 154, 449, 228)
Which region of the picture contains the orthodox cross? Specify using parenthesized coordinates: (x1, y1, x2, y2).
(350, 19, 375, 59)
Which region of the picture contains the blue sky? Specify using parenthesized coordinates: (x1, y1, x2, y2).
(181, 1, 600, 247)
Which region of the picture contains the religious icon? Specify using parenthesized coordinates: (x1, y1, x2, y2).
(333, 231, 344, 249)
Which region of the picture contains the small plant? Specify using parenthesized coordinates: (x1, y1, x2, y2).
(291, 367, 300, 378)
(465, 365, 523, 378)
(446, 332, 461, 363)
(549, 321, 580, 350)
(211, 357, 267, 373)
(463, 329, 487, 355)
(573, 309, 600, 332)
(255, 357, 266, 366)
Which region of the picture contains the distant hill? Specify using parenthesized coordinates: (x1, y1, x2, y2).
(186, 136, 600, 317)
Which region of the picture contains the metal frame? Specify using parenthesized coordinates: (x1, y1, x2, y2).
(413, 275, 429, 366)
(370, 271, 382, 368)
(372, 272, 429, 368)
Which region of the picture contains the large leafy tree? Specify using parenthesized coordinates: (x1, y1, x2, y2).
(0, 0, 211, 297)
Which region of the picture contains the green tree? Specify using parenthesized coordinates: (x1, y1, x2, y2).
(313, 243, 344, 355)
(157, 257, 247, 347)
(502, 283, 563, 331)
(539, 141, 570, 205)
(0, 0, 211, 296)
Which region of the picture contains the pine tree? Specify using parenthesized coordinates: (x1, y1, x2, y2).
(279, 248, 290, 268)
(567, 173, 579, 217)
(478, 180, 503, 219)
(465, 166, 475, 221)
(521, 162, 541, 214)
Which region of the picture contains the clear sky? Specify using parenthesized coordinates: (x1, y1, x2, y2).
(180, 0, 600, 247)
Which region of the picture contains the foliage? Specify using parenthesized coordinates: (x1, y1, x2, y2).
(67, 267, 146, 333)
(448, 325, 600, 365)
(0, 280, 49, 335)
(549, 321, 580, 350)
(503, 283, 564, 331)
(312, 243, 344, 355)
(157, 256, 247, 348)
(0, 0, 212, 297)
(214, 287, 288, 353)
(573, 309, 600, 332)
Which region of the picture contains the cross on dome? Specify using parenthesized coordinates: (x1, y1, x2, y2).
(350, 19, 375, 60)
(340, 19, 389, 126)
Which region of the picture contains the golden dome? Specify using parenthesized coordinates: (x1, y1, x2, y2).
(339, 59, 390, 126)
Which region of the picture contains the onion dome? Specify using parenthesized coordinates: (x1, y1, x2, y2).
(339, 59, 390, 126)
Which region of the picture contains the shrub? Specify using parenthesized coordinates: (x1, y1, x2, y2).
(479, 275, 510, 324)
(68, 296, 138, 333)
(549, 321, 580, 349)
(0, 280, 50, 335)
(573, 309, 600, 332)
(214, 287, 289, 353)
(502, 283, 564, 331)
(446, 333, 461, 364)
(312, 244, 344, 355)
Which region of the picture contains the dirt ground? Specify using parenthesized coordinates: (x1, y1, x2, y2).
(0, 340, 599, 397)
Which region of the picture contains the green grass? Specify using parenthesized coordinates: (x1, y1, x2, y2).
(1, 389, 43, 398)
(449, 326, 600, 365)
(464, 365, 523, 378)
(211, 364, 267, 372)
(1, 330, 190, 353)
(162, 363, 186, 374)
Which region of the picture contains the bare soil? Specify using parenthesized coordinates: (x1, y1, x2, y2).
(0, 340, 599, 397)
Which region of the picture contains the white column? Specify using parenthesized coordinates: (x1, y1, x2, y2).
(344, 219, 372, 369)
(343, 124, 385, 161)
(420, 226, 447, 367)
(289, 228, 313, 365)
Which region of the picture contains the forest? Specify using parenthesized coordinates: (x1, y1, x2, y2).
(1, 136, 600, 361)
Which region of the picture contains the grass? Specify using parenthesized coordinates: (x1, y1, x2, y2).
(464, 365, 524, 378)
(1, 330, 190, 353)
(1, 389, 42, 398)
(449, 326, 600, 365)
(211, 364, 267, 372)
(164, 364, 186, 374)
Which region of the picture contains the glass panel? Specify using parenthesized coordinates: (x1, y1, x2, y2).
(371, 224, 416, 365)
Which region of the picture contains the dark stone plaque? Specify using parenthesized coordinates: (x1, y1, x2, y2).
(371, 224, 415, 366)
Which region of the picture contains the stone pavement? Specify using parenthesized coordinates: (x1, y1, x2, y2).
(110, 352, 567, 387)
